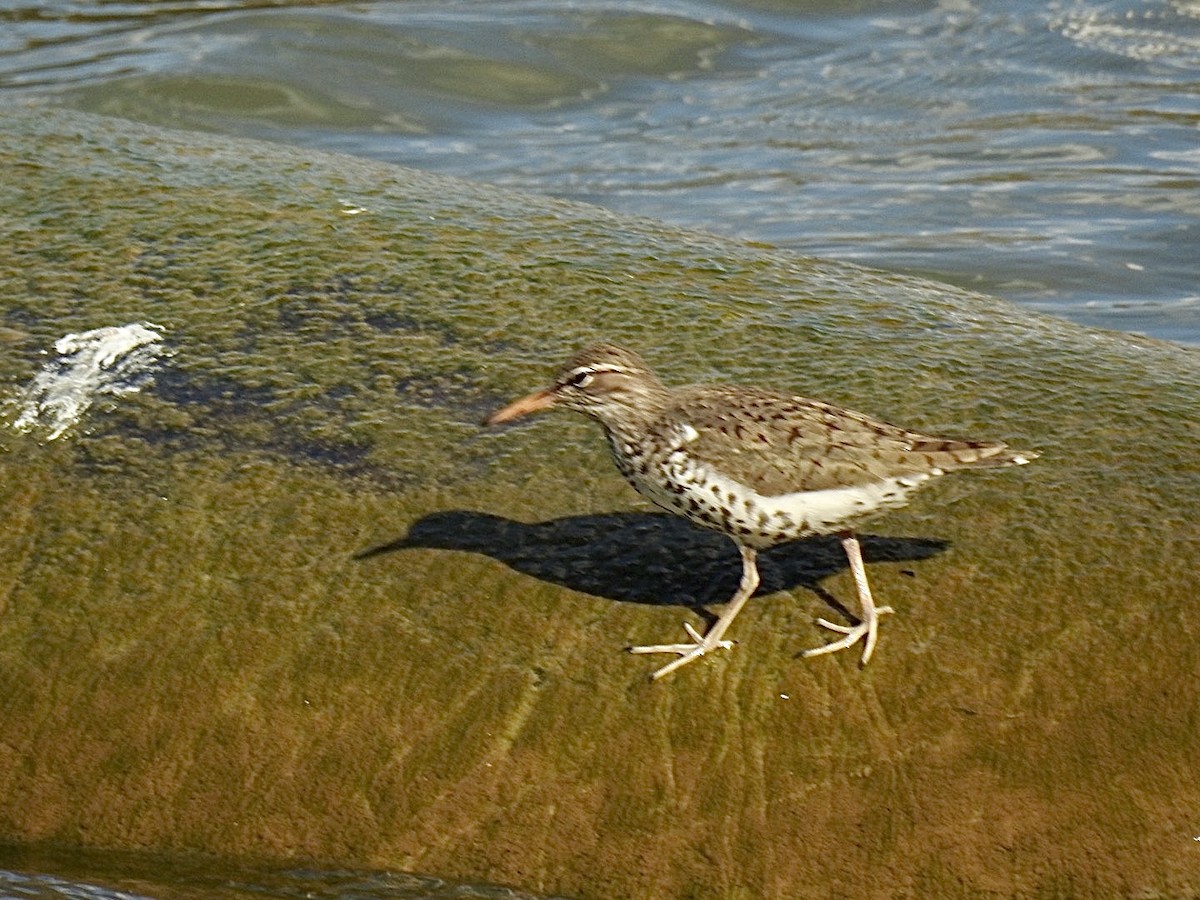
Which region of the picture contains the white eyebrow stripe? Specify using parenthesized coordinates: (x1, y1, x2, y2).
(564, 364, 632, 380)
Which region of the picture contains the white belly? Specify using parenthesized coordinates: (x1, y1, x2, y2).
(628, 450, 932, 548)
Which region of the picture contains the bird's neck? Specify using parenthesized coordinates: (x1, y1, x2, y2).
(593, 385, 670, 445)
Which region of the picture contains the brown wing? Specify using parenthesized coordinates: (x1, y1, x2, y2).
(657, 385, 1022, 497)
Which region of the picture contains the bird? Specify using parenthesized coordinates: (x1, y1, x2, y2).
(484, 343, 1037, 680)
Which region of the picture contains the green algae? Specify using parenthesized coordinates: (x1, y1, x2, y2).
(0, 104, 1198, 899)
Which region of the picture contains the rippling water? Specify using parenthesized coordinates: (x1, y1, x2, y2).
(1, 0, 1197, 344)
(0, 857, 566, 900)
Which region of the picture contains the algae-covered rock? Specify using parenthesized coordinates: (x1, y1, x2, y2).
(0, 104, 1197, 898)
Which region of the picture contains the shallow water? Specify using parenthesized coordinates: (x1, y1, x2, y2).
(0, 851, 567, 900)
(1, 0, 1198, 344)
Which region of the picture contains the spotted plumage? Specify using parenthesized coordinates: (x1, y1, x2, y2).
(486, 343, 1037, 679)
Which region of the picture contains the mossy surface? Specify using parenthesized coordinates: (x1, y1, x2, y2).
(0, 104, 1197, 899)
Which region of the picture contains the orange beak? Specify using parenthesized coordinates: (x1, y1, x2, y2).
(484, 387, 558, 425)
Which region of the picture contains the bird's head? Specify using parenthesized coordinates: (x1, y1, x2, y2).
(485, 343, 667, 428)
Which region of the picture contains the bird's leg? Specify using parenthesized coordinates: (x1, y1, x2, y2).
(629, 545, 760, 680)
(802, 532, 894, 666)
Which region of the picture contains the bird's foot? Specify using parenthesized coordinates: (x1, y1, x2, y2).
(628, 622, 735, 680)
(801, 605, 894, 666)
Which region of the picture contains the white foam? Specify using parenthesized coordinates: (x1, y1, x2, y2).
(11, 322, 168, 440)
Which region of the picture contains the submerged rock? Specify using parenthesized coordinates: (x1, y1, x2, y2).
(0, 105, 1196, 899)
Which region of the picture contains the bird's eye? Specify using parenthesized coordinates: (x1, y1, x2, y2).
(566, 370, 594, 389)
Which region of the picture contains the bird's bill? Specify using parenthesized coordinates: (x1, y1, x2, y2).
(484, 388, 557, 425)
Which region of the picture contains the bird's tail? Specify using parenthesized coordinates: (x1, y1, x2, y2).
(908, 438, 1040, 470)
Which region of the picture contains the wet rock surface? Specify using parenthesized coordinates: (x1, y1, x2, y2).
(0, 105, 1197, 898)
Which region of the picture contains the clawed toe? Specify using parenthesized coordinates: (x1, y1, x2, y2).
(802, 605, 894, 666)
(627, 545, 758, 680)
(628, 622, 735, 680)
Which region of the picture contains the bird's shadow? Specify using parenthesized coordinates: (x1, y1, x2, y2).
(356, 510, 947, 624)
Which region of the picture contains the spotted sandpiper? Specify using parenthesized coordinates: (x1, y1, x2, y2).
(485, 343, 1037, 680)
